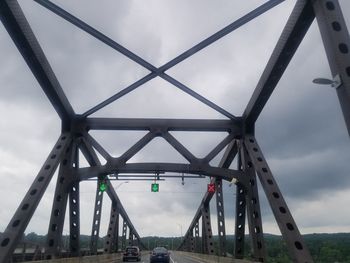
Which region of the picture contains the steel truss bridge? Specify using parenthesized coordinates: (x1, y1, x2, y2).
(0, 0, 349, 262)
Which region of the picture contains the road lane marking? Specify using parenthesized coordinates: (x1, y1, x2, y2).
(170, 256, 176, 263)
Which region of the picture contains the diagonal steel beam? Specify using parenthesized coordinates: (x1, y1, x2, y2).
(0, 0, 75, 125)
(34, 0, 157, 72)
(312, 0, 350, 136)
(160, 73, 237, 120)
(179, 140, 238, 249)
(158, 0, 285, 72)
(119, 132, 155, 163)
(203, 133, 236, 163)
(244, 135, 313, 262)
(243, 0, 315, 129)
(35, 0, 283, 119)
(82, 73, 156, 117)
(106, 184, 146, 249)
(163, 132, 197, 163)
(79, 138, 146, 250)
(0, 133, 71, 263)
(34, 0, 234, 119)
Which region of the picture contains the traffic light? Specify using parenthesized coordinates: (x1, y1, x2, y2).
(99, 177, 108, 192)
(207, 183, 215, 193)
(151, 183, 159, 192)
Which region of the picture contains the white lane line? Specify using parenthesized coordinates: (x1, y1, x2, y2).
(170, 256, 176, 263)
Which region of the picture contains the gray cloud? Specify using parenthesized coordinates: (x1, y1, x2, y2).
(0, 0, 350, 239)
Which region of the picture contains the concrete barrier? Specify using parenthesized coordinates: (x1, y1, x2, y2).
(26, 253, 123, 263)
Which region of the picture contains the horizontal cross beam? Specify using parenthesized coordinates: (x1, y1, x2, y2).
(75, 118, 242, 132)
(77, 162, 245, 183)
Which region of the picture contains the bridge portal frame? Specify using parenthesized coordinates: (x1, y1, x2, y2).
(0, 0, 349, 262)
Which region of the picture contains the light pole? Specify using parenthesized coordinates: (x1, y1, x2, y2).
(177, 223, 183, 242)
(115, 181, 129, 190)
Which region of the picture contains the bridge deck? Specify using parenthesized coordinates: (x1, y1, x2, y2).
(23, 251, 257, 263)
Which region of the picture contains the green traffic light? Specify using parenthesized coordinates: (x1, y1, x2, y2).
(99, 182, 107, 192)
(151, 183, 159, 192)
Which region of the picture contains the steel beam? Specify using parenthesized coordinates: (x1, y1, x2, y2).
(90, 184, 104, 254)
(128, 229, 134, 246)
(75, 138, 104, 255)
(121, 220, 127, 250)
(201, 205, 214, 255)
(215, 179, 227, 257)
(234, 183, 247, 259)
(44, 142, 75, 259)
(69, 181, 80, 256)
(79, 118, 241, 132)
(312, 0, 350, 136)
(243, 0, 315, 130)
(106, 181, 145, 249)
(104, 203, 119, 253)
(159, 73, 237, 120)
(0, 134, 71, 263)
(78, 162, 244, 183)
(179, 141, 238, 250)
(35, 0, 283, 119)
(79, 138, 145, 250)
(69, 146, 80, 257)
(194, 222, 200, 253)
(0, 0, 74, 126)
(234, 143, 246, 259)
(244, 135, 313, 262)
(163, 132, 197, 163)
(241, 144, 266, 262)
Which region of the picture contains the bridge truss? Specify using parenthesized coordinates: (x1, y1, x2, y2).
(0, 0, 349, 262)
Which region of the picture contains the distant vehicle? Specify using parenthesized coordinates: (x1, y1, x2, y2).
(150, 247, 170, 263)
(123, 246, 141, 262)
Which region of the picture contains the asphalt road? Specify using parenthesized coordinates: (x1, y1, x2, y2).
(131, 251, 205, 263)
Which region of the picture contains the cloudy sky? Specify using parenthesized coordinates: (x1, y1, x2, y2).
(1, 0, 350, 240)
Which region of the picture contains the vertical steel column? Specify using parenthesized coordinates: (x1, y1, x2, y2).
(90, 186, 104, 254)
(128, 229, 134, 246)
(313, 0, 350, 136)
(201, 205, 214, 255)
(0, 134, 71, 263)
(104, 202, 119, 253)
(190, 229, 195, 252)
(215, 178, 227, 257)
(21, 243, 26, 262)
(185, 231, 193, 252)
(69, 181, 80, 256)
(244, 135, 313, 262)
(45, 142, 74, 259)
(241, 145, 266, 262)
(69, 146, 80, 257)
(32, 245, 41, 261)
(122, 220, 127, 250)
(234, 146, 246, 259)
(194, 222, 200, 253)
(114, 211, 120, 252)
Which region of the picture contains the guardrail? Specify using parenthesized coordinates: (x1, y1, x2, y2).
(23, 253, 123, 263)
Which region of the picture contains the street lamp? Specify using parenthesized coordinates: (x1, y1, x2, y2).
(312, 75, 341, 89)
(115, 181, 129, 190)
(177, 223, 183, 241)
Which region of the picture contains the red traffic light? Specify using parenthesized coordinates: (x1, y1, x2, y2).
(207, 183, 215, 193)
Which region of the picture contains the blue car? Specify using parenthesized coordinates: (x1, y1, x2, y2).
(150, 247, 170, 263)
